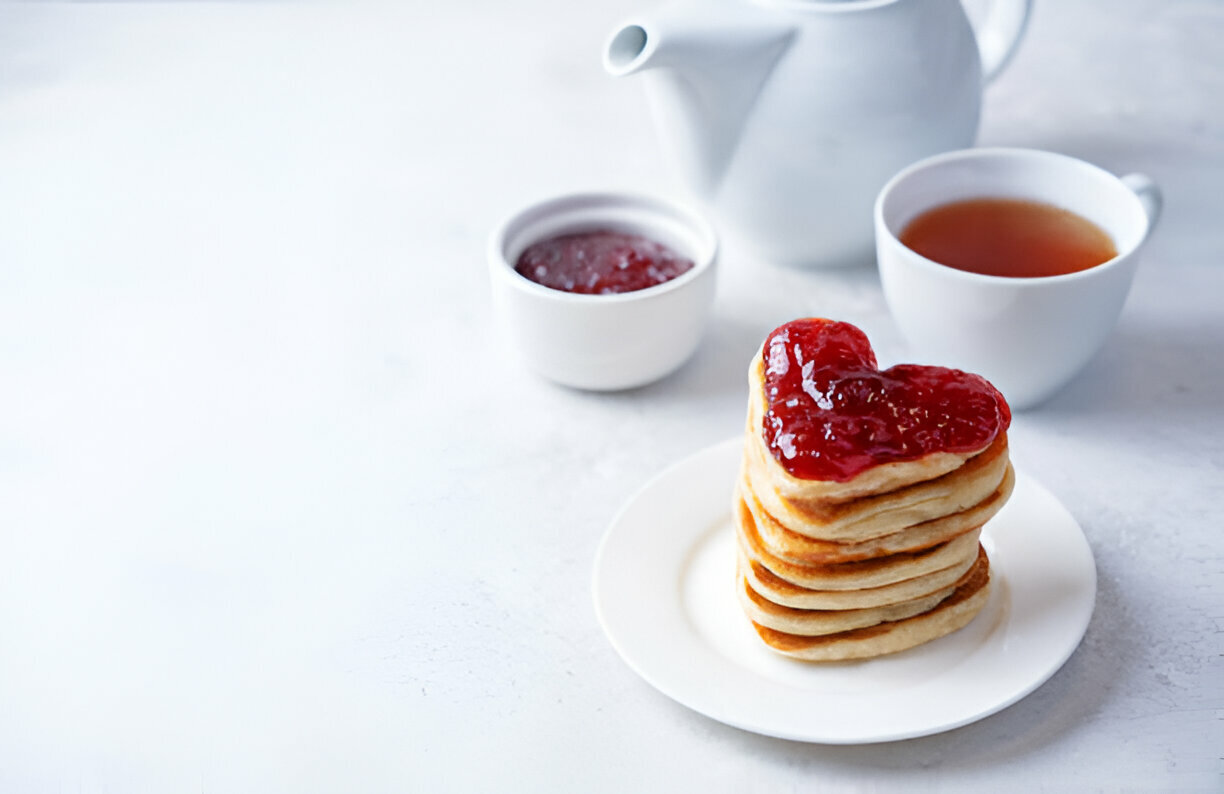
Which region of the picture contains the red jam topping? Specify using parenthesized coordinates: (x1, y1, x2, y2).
(761, 318, 1011, 482)
(514, 230, 694, 295)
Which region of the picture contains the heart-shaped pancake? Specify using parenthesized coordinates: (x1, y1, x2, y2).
(760, 318, 1011, 482)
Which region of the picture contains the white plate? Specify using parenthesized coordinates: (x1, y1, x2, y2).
(592, 438, 1096, 744)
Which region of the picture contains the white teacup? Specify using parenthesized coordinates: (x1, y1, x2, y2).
(875, 148, 1162, 410)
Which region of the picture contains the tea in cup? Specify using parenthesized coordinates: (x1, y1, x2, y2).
(875, 148, 1162, 410)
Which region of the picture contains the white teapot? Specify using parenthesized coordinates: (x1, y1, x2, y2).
(605, 0, 1031, 267)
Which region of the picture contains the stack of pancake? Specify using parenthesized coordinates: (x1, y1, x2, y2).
(735, 347, 1015, 662)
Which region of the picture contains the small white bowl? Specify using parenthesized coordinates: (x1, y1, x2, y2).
(488, 192, 718, 390)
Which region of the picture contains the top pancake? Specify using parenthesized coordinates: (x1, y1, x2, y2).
(746, 348, 998, 504)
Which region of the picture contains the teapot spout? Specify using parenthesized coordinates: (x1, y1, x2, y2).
(604, 23, 655, 78)
(604, 8, 794, 196)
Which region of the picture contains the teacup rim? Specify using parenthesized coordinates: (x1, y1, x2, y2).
(874, 146, 1151, 286)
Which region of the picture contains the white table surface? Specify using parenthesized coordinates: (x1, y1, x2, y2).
(1, 1, 1221, 791)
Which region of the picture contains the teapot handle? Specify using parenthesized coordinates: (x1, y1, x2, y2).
(974, 0, 1032, 84)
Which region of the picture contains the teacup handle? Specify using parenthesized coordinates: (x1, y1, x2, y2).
(1121, 173, 1163, 230)
(977, 0, 1033, 84)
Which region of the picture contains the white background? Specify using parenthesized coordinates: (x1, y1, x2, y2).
(0, 0, 1220, 791)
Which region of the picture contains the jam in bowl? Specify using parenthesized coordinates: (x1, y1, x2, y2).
(488, 192, 718, 390)
(514, 229, 695, 295)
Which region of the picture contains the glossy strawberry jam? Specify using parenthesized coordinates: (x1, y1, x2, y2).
(514, 230, 694, 295)
(761, 318, 1010, 482)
